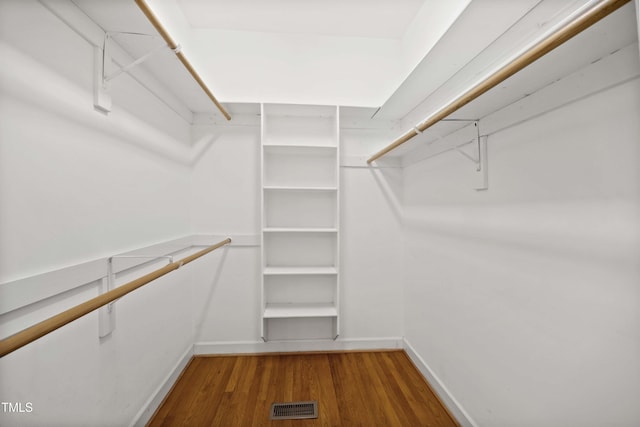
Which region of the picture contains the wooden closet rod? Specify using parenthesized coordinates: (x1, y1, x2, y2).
(0, 238, 231, 358)
(134, 0, 232, 121)
(367, 0, 630, 164)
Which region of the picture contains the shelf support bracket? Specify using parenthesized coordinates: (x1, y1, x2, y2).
(453, 121, 488, 191)
(98, 254, 174, 338)
(475, 135, 489, 191)
(454, 145, 480, 167)
(93, 32, 173, 114)
(93, 46, 112, 114)
(103, 34, 176, 82)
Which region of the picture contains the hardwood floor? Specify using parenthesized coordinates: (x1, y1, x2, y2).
(148, 350, 459, 427)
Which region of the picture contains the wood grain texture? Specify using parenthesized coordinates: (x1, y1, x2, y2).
(148, 350, 459, 427)
(134, 0, 232, 121)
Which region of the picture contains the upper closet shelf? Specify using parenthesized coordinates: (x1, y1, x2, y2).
(367, 0, 634, 165)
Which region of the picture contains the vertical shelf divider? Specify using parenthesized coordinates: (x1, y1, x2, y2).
(335, 105, 340, 340)
(260, 103, 266, 341)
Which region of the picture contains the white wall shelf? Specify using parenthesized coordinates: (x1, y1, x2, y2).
(261, 103, 340, 341)
(263, 185, 337, 191)
(263, 266, 338, 276)
(263, 144, 337, 150)
(263, 227, 338, 233)
(263, 303, 338, 319)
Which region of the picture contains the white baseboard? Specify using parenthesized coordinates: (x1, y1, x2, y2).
(403, 338, 478, 427)
(194, 337, 404, 355)
(131, 345, 194, 427)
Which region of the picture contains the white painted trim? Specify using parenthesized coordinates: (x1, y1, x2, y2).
(0, 234, 252, 315)
(402, 42, 640, 167)
(0, 41, 211, 166)
(192, 234, 260, 247)
(130, 344, 194, 427)
(335, 105, 341, 339)
(39, 0, 194, 123)
(403, 338, 478, 427)
(194, 337, 404, 355)
(259, 103, 266, 340)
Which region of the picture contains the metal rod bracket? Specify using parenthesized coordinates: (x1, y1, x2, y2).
(102, 32, 168, 83)
(366, 0, 630, 164)
(93, 47, 112, 113)
(98, 254, 174, 338)
(453, 122, 488, 191)
(453, 121, 480, 169)
(475, 135, 489, 191)
(94, 32, 161, 113)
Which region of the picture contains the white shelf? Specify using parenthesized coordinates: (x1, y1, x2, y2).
(264, 266, 338, 276)
(263, 303, 338, 319)
(263, 185, 337, 192)
(263, 142, 337, 147)
(263, 227, 337, 233)
(263, 142, 337, 149)
(260, 103, 340, 341)
(263, 145, 337, 155)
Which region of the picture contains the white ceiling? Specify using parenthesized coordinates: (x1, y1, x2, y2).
(176, 0, 426, 39)
(71, 0, 471, 108)
(68, 0, 638, 119)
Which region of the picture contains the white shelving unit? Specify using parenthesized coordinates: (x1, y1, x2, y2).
(260, 104, 340, 341)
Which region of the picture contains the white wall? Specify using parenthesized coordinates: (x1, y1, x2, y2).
(340, 129, 405, 339)
(399, 0, 471, 81)
(0, 2, 205, 425)
(5, 1, 637, 426)
(402, 75, 640, 426)
(187, 123, 405, 346)
(191, 30, 401, 107)
(189, 126, 262, 343)
(0, 0, 407, 417)
(145, 0, 470, 107)
(190, 128, 261, 236)
(0, 2, 193, 284)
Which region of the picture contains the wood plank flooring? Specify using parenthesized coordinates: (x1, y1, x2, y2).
(148, 350, 459, 427)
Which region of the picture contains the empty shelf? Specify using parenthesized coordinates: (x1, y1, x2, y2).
(264, 266, 338, 275)
(263, 303, 338, 319)
(263, 185, 337, 192)
(263, 227, 337, 233)
(263, 144, 337, 150)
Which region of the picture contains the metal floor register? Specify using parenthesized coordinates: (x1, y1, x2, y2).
(270, 401, 318, 420)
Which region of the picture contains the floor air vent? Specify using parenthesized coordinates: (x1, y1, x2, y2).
(270, 401, 318, 420)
